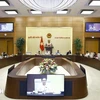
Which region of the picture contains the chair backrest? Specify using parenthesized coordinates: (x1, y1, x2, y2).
(80, 65, 86, 74)
(8, 65, 15, 74)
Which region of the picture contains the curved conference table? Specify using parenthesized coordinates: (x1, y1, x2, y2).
(0, 55, 100, 99)
(0, 55, 100, 70)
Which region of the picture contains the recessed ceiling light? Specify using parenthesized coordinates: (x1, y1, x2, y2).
(81, 10, 94, 14)
(5, 10, 18, 14)
(89, 0, 100, 6)
(0, 0, 9, 6)
(30, 10, 42, 14)
(92, 36, 94, 38)
(56, 10, 68, 14)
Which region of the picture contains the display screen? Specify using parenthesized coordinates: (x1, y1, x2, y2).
(85, 22, 100, 32)
(27, 74, 64, 96)
(0, 23, 14, 32)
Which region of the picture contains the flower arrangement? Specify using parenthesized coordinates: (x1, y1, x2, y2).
(39, 59, 57, 74)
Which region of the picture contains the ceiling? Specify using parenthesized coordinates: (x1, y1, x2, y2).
(0, 0, 100, 18)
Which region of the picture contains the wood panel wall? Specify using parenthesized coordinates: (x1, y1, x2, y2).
(0, 38, 13, 55)
(0, 16, 100, 54)
(85, 38, 99, 53)
(14, 16, 84, 54)
(84, 18, 100, 53)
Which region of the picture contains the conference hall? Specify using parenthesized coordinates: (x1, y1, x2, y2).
(0, 0, 100, 100)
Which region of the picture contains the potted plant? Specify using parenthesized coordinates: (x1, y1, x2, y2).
(74, 38, 82, 55)
(16, 37, 25, 54)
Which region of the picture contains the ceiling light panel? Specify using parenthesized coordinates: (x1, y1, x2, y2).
(30, 10, 42, 14)
(56, 11, 68, 14)
(89, 0, 100, 6)
(5, 10, 18, 14)
(0, 0, 9, 6)
(81, 10, 94, 14)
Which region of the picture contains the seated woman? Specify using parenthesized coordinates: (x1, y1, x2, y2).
(66, 50, 71, 55)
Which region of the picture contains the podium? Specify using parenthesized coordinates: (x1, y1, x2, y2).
(45, 46, 53, 54)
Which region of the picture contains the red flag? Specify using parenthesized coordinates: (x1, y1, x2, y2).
(40, 37, 44, 51)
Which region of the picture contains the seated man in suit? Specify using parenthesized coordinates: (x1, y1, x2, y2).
(45, 50, 50, 55)
(1, 52, 7, 57)
(66, 50, 71, 55)
(37, 51, 41, 55)
(45, 40, 53, 47)
(35, 51, 42, 55)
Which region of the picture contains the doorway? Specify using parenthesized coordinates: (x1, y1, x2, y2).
(0, 38, 13, 55)
(85, 38, 99, 53)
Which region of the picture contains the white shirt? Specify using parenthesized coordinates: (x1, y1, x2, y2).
(45, 51, 50, 55)
(85, 53, 90, 57)
(55, 52, 61, 55)
(35, 83, 52, 94)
